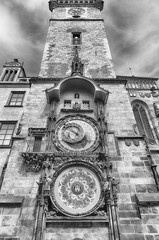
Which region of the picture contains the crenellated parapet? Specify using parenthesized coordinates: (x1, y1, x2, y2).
(49, 0, 104, 11)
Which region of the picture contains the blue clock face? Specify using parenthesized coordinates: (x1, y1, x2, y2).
(55, 116, 99, 153)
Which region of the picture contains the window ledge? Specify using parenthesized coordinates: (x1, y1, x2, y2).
(4, 105, 23, 107)
(61, 108, 93, 113)
(0, 194, 24, 206)
(116, 135, 144, 139)
(135, 193, 159, 206)
(13, 136, 25, 140)
(135, 193, 159, 218)
(0, 145, 12, 148)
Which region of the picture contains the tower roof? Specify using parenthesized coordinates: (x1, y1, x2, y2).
(49, 0, 104, 11)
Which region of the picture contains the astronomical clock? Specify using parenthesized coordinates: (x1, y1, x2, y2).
(43, 76, 111, 221)
(47, 108, 109, 219)
(51, 165, 103, 217)
(55, 115, 99, 153)
(21, 57, 119, 240)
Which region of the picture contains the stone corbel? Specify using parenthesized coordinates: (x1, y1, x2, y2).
(117, 136, 144, 147)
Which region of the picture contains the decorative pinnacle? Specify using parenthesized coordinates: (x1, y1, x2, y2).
(71, 46, 83, 76)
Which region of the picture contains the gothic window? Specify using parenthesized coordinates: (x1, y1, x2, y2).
(7, 91, 25, 106)
(72, 32, 81, 45)
(0, 122, 16, 146)
(64, 100, 71, 108)
(82, 100, 90, 109)
(133, 103, 155, 143)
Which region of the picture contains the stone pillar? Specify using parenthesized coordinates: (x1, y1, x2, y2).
(3, 70, 11, 81)
(10, 69, 16, 81)
(0, 69, 6, 81)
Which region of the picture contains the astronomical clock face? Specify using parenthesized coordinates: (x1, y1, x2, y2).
(68, 8, 85, 17)
(51, 166, 101, 217)
(55, 116, 99, 153)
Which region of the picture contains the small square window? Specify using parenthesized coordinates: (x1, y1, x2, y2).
(72, 32, 81, 45)
(64, 100, 71, 109)
(0, 123, 15, 146)
(82, 101, 90, 109)
(8, 92, 25, 106)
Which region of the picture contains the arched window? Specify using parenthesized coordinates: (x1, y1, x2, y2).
(133, 103, 155, 143)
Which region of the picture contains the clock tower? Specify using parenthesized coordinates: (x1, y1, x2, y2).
(36, 0, 118, 240)
(39, 0, 116, 79)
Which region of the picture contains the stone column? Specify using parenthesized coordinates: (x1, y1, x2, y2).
(3, 70, 10, 81)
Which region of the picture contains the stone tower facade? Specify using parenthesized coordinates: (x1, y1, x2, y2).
(39, 0, 115, 79)
(0, 1, 159, 240)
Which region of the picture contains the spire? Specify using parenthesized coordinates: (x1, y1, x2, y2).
(71, 46, 83, 76)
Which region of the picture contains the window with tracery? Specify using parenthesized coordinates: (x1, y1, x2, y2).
(133, 103, 155, 143)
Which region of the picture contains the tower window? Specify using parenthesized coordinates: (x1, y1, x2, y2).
(0, 123, 15, 146)
(72, 32, 81, 45)
(133, 103, 155, 143)
(7, 92, 25, 106)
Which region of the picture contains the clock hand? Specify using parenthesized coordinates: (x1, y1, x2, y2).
(69, 128, 79, 136)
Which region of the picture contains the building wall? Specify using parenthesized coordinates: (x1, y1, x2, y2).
(0, 78, 159, 239)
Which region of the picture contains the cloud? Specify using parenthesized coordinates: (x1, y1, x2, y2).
(0, 0, 49, 76)
(104, 0, 159, 77)
(0, 0, 159, 77)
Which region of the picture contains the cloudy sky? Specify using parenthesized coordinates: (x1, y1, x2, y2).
(0, 0, 159, 78)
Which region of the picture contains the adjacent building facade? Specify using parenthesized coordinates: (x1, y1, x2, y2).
(0, 0, 159, 240)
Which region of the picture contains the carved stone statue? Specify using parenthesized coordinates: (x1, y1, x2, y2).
(154, 102, 159, 117)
